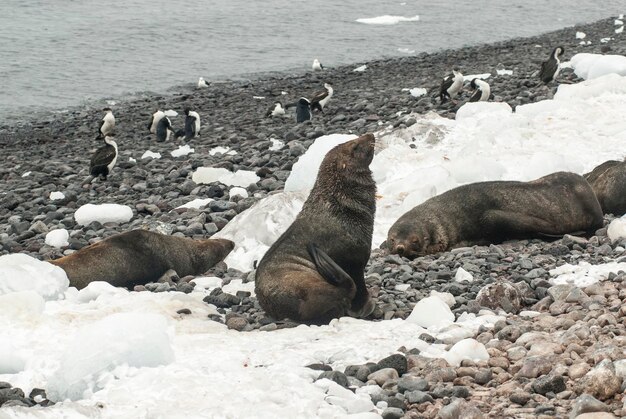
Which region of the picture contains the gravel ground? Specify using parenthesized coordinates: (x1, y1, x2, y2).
(1, 17, 625, 418)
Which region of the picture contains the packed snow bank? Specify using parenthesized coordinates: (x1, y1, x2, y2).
(74, 203, 133, 225)
(0, 254, 68, 300)
(219, 74, 626, 272)
(47, 313, 174, 401)
(192, 167, 260, 187)
(550, 261, 626, 287)
(570, 53, 626, 79)
(356, 15, 419, 25)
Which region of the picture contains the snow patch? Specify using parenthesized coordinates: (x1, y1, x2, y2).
(269, 139, 284, 151)
(0, 254, 68, 300)
(570, 53, 626, 79)
(550, 261, 626, 287)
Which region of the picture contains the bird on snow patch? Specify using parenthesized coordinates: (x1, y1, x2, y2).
(310, 83, 334, 112)
(265, 101, 285, 118)
(312, 58, 324, 71)
(90, 135, 118, 180)
(439, 67, 464, 103)
(198, 77, 210, 88)
(175, 107, 201, 140)
(98, 108, 115, 138)
(147, 109, 165, 134)
(295, 97, 312, 123)
(539, 46, 565, 84)
(468, 78, 491, 102)
(155, 116, 174, 142)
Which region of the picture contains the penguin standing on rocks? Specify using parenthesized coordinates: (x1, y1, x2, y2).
(175, 107, 201, 140)
(312, 58, 324, 71)
(295, 98, 312, 123)
(439, 67, 464, 103)
(468, 78, 491, 102)
(539, 46, 565, 84)
(147, 109, 165, 134)
(310, 83, 334, 112)
(198, 77, 210, 88)
(90, 135, 118, 180)
(156, 116, 174, 142)
(99, 108, 115, 137)
(266, 101, 285, 118)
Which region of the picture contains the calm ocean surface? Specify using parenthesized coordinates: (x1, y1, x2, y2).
(0, 0, 623, 122)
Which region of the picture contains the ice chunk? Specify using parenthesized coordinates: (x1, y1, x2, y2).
(47, 313, 174, 401)
(550, 261, 626, 287)
(430, 290, 455, 307)
(463, 73, 491, 82)
(576, 31, 586, 39)
(175, 198, 213, 209)
(353, 65, 367, 72)
(229, 187, 248, 198)
(608, 216, 626, 243)
(45, 229, 69, 248)
(209, 146, 237, 156)
(164, 109, 178, 117)
(356, 15, 419, 25)
(444, 338, 489, 366)
(455, 267, 474, 283)
(75, 281, 128, 303)
(190, 276, 223, 290)
(570, 53, 626, 79)
(192, 167, 259, 187)
(171, 145, 194, 157)
(408, 88, 427, 97)
(269, 139, 284, 151)
(616, 25, 624, 34)
(74, 203, 133, 225)
(406, 296, 454, 328)
(497, 69, 513, 76)
(49, 191, 65, 200)
(141, 150, 161, 159)
(0, 254, 68, 300)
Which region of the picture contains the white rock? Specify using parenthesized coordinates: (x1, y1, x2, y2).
(0, 254, 69, 300)
(74, 203, 133, 225)
(406, 296, 454, 328)
(45, 229, 69, 248)
(455, 267, 474, 283)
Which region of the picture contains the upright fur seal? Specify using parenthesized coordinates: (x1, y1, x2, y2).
(387, 172, 603, 259)
(49, 230, 234, 289)
(584, 160, 626, 216)
(255, 133, 377, 324)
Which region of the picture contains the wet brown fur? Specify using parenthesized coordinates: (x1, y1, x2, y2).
(255, 133, 377, 324)
(584, 160, 626, 216)
(388, 172, 603, 259)
(49, 229, 234, 289)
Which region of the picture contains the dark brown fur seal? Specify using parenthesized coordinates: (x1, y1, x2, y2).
(49, 229, 234, 289)
(387, 172, 603, 259)
(584, 160, 626, 216)
(255, 133, 377, 324)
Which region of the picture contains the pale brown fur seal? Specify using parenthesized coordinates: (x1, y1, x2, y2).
(387, 172, 603, 259)
(584, 160, 626, 216)
(49, 229, 234, 289)
(255, 133, 377, 324)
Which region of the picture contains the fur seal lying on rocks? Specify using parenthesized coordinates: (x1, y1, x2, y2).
(584, 160, 626, 216)
(49, 230, 234, 289)
(387, 172, 603, 259)
(255, 133, 377, 324)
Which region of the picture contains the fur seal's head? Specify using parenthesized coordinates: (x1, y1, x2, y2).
(387, 220, 445, 260)
(328, 133, 375, 171)
(202, 238, 235, 262)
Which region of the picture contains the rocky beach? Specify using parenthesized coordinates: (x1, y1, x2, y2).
(1, 16, 626, 419)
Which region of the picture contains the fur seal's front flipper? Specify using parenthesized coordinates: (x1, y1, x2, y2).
(307, 243, 355, 291)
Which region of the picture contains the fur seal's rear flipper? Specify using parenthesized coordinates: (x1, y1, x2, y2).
(483, 210, 557, 238)
(306, 243, 355, 291)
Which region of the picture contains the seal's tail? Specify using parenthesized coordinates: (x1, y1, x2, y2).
(306, 243, 356, 292)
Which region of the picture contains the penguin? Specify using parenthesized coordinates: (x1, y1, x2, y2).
(175, 107, 201, 140)
(147, 109, 165, 134)
(265, 101, 285, 118)
(312, 58, 324, 71)
(198, 77, 210, 88)
(468, 78, 491, 102)
(90, 135, 118, 180)
(439, 67, 464, 103)
(295, 98, 312, 123)
(99, 108, 115, 137)
(155, 116, 174, 142)
(539, 46, 565, 84)
(310, 83, 334, 112)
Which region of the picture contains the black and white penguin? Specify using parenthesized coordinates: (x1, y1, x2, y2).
(295, 98, 312, 123)
(99, 108, 115, 137)
(312, 58, 324, 71)
(439, 67, 464, 103)
(310, 83, 334, 112)
(198, 77, 210, 88)
(539, 46, 565, 84)
(175, 107, 201, 140)
(468, 78, 491, 102)
(147, 109, 165, 134)
(90, 135, 118, 180)
(155, 116, 174, 142)
(265, 101, 285, 118)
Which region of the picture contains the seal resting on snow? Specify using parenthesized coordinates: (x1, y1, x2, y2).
(255, 133, 377, 324)
(387, 172, 603, 259)
(49, 230, 234, 289)
(584, 160, 626, 216)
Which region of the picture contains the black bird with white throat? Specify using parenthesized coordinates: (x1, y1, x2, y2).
(539, 46, 565, 84)
(295, 98, 312, 123)
(156, 116, 174, 142)
(468, 78, 490, 102)
(90, 135, 118, 180)
(99, 108, 115, 138)
(439, 67, 464, 103)
(310, 83, 334, 112)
